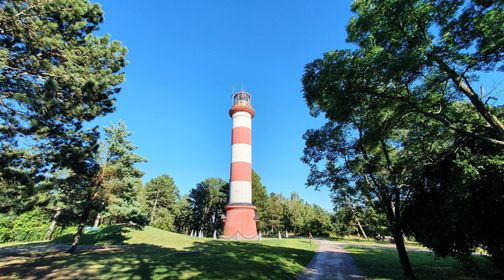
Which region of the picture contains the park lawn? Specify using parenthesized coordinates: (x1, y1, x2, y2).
(0, 226, 315, 279)
(346, 246, 501, 280)
(332, 236, 425, 250)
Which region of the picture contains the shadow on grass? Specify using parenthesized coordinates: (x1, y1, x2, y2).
(0, 239, 314, 279)
(51, 225, 130, 245)
(346, 246, 502, 280)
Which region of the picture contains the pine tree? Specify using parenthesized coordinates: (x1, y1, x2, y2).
(251, 170, 269, 232)
(144, 175, 179, 231)
(99, 121, 148, 226)
(189, 178, 227, 235)
(0, 0, 127, 252)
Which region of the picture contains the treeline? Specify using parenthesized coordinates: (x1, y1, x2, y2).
(136, 172, 335, 238)
(0, 119, 335, 244)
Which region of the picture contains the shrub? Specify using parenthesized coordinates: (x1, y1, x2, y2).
(9, 208, 50, 242)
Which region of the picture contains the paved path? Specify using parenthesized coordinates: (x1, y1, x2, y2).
(298, 239, 364, 280)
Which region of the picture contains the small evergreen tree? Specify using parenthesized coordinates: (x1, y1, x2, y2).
(145, 175, 179, 231)
(189, 178, 227, 235)
(99, 121, 148, 226)
(251, 170, 269, 232)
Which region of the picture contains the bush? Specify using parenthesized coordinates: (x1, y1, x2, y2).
(0, 208, 75, 243)
(0, 213, 14, 242)
(9, 208, 50, 242)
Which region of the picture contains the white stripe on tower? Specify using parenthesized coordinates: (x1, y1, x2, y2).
(231, 144, 251, 163)
(232, 112, 252, 128)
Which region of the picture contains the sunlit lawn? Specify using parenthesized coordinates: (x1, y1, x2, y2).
(0, 226, 315, 279)
(331, 236, 425, 249)
(346, 246, 501, 280)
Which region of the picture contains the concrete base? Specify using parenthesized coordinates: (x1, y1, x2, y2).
(222, 204, 257, 238)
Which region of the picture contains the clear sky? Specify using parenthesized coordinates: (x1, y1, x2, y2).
(90, 0, 354, 211)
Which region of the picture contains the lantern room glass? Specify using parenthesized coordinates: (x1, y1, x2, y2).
(233, 92, 251, 106)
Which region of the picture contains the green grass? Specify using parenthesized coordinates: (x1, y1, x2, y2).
(331, 236, 424, 249)
(346, 246, 502, 280)
(0, 226, 315, 279)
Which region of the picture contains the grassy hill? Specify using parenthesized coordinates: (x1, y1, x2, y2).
(0, 226, 315, 279)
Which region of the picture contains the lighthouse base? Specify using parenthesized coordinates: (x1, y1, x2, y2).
(222, 204, 257, 239)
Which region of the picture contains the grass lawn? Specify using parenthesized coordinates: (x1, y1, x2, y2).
(331, 236, 424, 249)
(0, 226, 315, 279)
(346, 246, 502, 280)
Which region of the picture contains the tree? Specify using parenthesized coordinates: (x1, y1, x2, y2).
(99, 121, 147, 226)
(189, 178, 227, 235)
(173, 195, 193, 234)
(251, 170, 269, 232)
(302, 60, 420, 278)
(144, 175, 179, 231)
(0, 0, 126, 143)
(332, 190, 388, 238)
(282, 192, 304, 234)
(52, 128, 104, 252)
(263, 192, 284, 234)
(344, 0, 504, 145)
(0, 0, 127, 252)
(402, 134, 504, 268)
(302, 1, 504, 277)
(302, 204, 334, 237)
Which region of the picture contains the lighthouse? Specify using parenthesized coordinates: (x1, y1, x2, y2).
(222, 89, 258, 239)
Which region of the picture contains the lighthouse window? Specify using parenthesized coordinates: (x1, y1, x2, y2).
(235, 94, 250, 104)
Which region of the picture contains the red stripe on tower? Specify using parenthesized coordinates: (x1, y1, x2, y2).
(232, 127, 252, 145)
(230, 162, 252, 181)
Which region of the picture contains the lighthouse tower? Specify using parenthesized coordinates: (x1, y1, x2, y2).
(223, 90, 257, 238)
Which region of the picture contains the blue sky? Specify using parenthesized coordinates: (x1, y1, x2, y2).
(89, 0, 355, 211)
(90, 1, 504, 212)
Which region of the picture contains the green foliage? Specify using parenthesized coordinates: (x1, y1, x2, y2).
(252, 170, 269, 232)
(332, 189, 388, 238)
(262, 192, 334, 236)
(0, 208, 72, 243)
(100, 121, 148, 226)
(0, 0, 127, 141)
(0, 212, 14, 242)
(263, 192, 284, 233)
(9, 209, 50, 242)
(301, 0, 504, 277)
(144, 174, 179, 231)
(0, 0, 128, 251)
(402, 136, 504, 266)
(189, 178, 228, 235)
(173, 195, 193, 234)
(345, 0, 504, 143)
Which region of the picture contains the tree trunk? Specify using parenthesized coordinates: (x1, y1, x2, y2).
(68, 205, 91, 253)
(93, 213, 101, 228)
(150, 198, 158, 221)
(391, 223, 414, 279)
(383, 199, 415, 279)
(355, 218, 368, 239)
(45, 207, 61, 240)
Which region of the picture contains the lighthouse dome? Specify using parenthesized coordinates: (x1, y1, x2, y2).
(230, 90, 255, 117)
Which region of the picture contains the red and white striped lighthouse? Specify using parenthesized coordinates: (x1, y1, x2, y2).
(222, 89, 257, 238)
